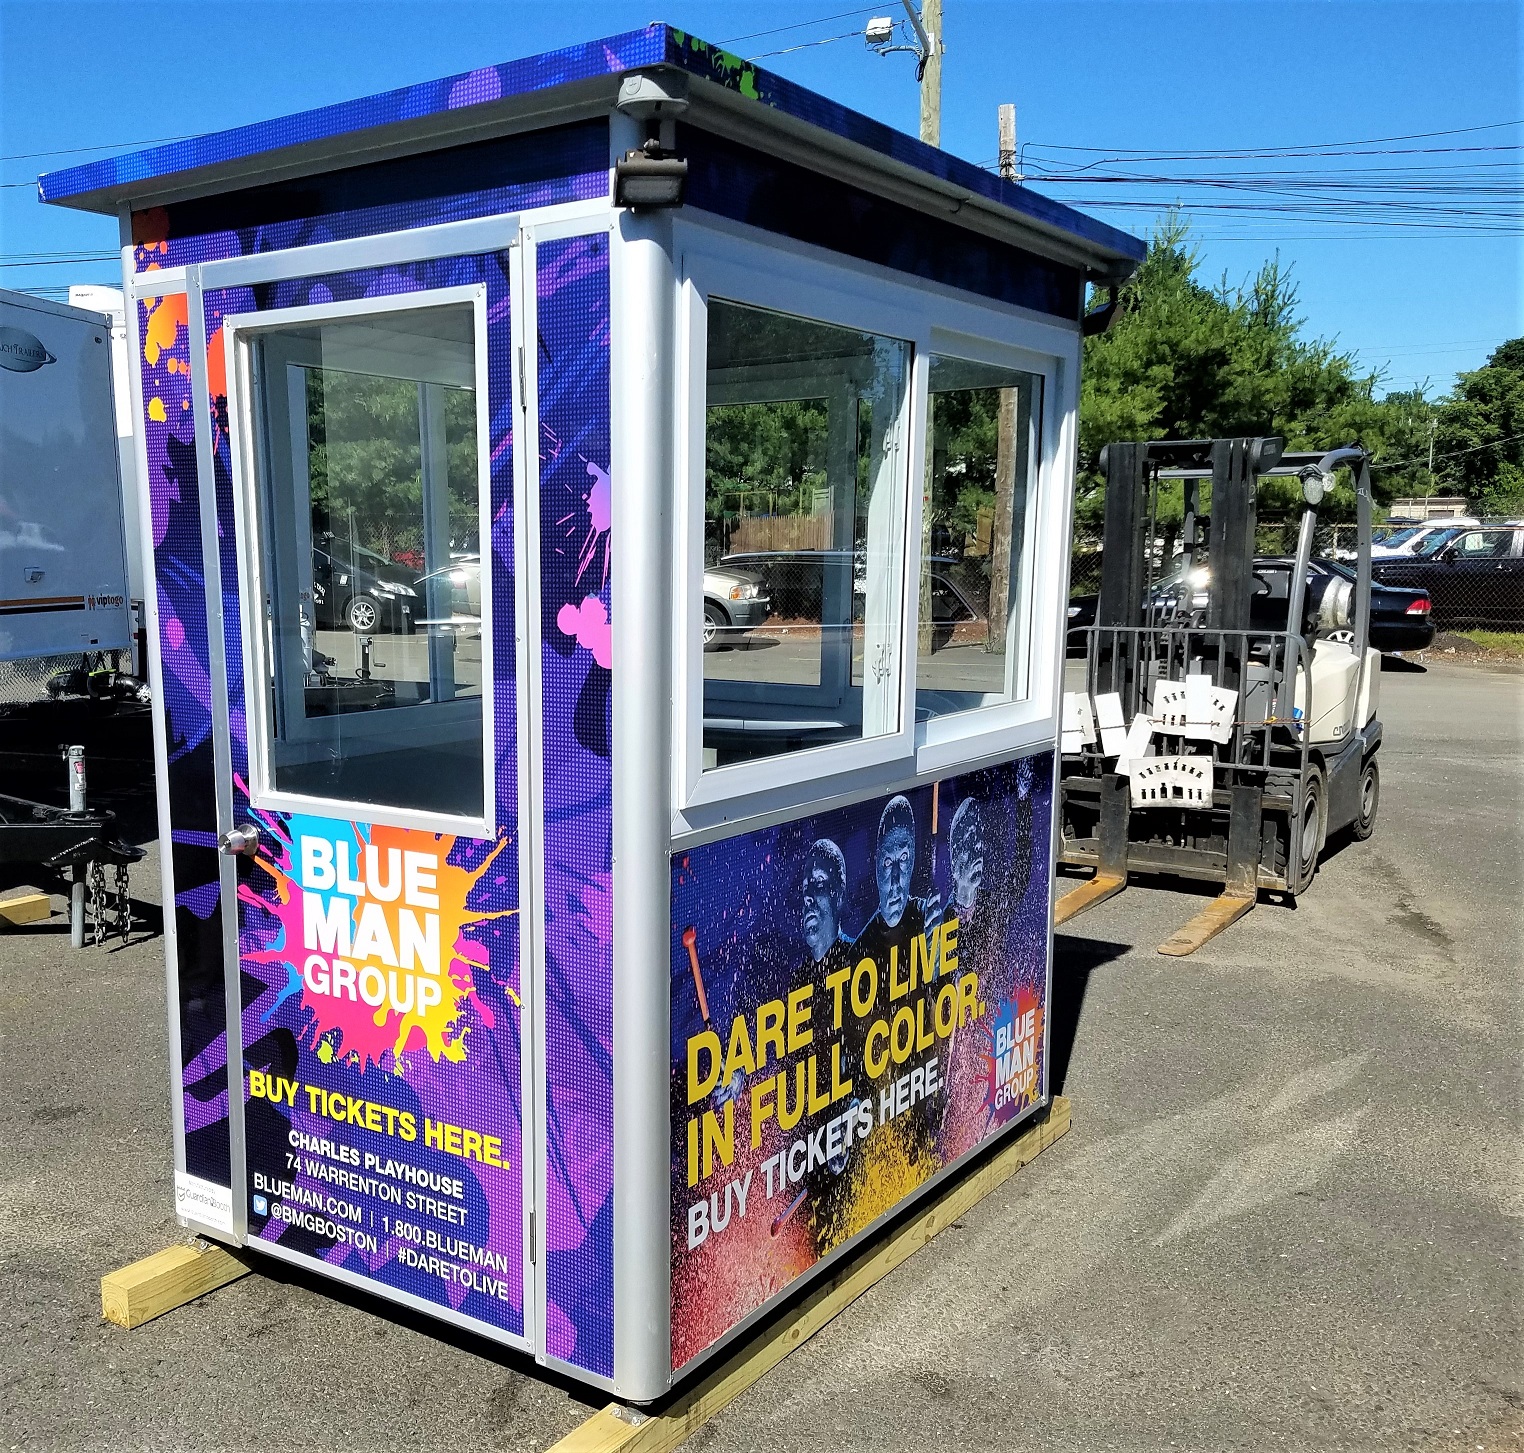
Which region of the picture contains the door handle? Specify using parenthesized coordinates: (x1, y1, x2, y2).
(219, 822, 262, 858)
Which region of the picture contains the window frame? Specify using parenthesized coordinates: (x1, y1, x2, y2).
(225, 283, 498, 838)
(674, 227, 922, 813)
(916, 341, 1048, 729)
(672, 215, 1080, 822)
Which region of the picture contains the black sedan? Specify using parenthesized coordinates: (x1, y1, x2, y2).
(312, 540, 418, 634)
(1372, 524, 1524, 629)
(1068, 557, 1434, 653)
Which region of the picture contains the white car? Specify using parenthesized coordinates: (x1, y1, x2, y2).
(1369, 520, 1478, 559)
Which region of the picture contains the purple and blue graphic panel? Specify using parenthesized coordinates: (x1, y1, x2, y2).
(135, 283, 234, 1195)
(535, 233, 615, 1378)
(200, 250, 527, 1337)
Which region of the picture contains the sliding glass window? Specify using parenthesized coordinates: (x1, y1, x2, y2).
(701, 299, 910, 771)
(914, 357, 1041, 721)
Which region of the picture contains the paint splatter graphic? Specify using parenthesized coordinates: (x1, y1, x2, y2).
(241, 816, 514, 1071)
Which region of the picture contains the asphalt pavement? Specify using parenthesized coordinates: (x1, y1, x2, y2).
(2, 657, 1520, 1452)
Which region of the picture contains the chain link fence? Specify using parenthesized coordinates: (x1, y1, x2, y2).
(0, 653, 96, 709)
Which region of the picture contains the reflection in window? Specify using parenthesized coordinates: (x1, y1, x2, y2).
(702, 300, 909, 770)
(248, 303, 485, 819)
(914, 357, 1041, 721)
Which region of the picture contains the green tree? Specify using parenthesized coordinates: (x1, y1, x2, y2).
(1432, 339, 1524, 517)
(1079, 215, 1440, 523)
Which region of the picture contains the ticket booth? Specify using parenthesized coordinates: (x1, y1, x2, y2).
(41, 26, 1142, 1402)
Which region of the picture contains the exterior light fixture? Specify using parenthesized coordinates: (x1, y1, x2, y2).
(612, 69, 690, 210)
(613, 140, 688, 209)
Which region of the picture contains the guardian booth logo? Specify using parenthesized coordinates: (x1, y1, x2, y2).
(0, 327, 57, 373)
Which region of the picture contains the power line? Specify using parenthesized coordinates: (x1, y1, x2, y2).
(747, 29, 867, 61)
(718, 6, 879, 46)
(1020, 120, 1524, 160)
(0, 133, 194, 164)
(1372, 431, 1524, 472)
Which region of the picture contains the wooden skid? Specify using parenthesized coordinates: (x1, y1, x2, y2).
(0, 892, 52, 926)
(1054, 873, 1126, 925)
(549, 1097, 1072, 1453)
(1157, 891, 1256, 957)
(101, 1243, 249, 1330)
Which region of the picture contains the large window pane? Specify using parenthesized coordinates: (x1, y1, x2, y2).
(703, 300, 909, 770)
(914, 357, 1041, 720)
(248, 303, 485, 819)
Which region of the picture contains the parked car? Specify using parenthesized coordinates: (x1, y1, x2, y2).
(1067, 555, 1435, 653)
(1367, 519, 1478, 558)
(413, 554, 482, 633)
(312, 538, 418, 633)
(717, 549, 991, 650)
(1371, 524, 1524, 629)
(703, 564, 771, 649)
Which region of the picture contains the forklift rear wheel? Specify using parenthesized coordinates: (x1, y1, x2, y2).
(1351, 756, 1379, 841)
(1289, 766, 1327, 896)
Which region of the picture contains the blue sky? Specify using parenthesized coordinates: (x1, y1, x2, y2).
(2, 1, 1518, 396)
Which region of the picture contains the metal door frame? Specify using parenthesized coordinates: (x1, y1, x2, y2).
(185, 209, 572, 1355)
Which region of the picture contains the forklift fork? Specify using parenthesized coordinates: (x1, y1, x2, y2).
(1054, 772, 1128, 925)
(1155, 782, 1260, 956)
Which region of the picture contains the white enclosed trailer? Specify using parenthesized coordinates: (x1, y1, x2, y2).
(0, 288, 133, 663)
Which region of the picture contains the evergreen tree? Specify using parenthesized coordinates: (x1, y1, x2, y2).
(1433, 340, 1524, 517)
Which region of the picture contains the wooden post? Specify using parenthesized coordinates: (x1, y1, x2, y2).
(102, 1243, 248, 1330)
(988, 102, 1019, 654)
(918, 0, 942, 148)
(548, 1099, 1071, 1453)
(998, 102, 1017, 182)
(913, 0, 942, 657)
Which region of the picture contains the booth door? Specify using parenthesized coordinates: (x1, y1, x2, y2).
(204, 266, 534, 1348)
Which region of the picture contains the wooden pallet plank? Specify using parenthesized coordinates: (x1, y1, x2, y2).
(101, 1243, 249, 1330)
(0, 892, 53, 926)
(1054, 873, 1125, 925)
(548, 1097, 1071, 1453)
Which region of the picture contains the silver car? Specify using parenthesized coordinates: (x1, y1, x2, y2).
(703, 565, 770, 650)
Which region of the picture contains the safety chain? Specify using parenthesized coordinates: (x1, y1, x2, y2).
(115, 862, 132, 944)
(84, 860, 133, 945)
(88, 860, 108, 948)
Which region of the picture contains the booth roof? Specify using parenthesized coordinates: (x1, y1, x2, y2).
(37, 23, 1144, 274)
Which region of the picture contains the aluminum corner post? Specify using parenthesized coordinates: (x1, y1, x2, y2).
(610, 202, 677, 1401)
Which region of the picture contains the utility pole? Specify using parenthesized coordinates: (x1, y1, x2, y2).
(913, 3, 942, 651)
(998, 102, 1016, 181)
(917, 0, 942, 146)
(988, 102, 1019, 654)
(872, 0, 942, 651)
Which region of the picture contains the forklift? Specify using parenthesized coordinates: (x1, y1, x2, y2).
(1057, 437, 1381, 955)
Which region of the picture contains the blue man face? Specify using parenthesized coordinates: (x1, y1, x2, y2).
(801, 856, 842, 962)
(875, 824, 915, 929)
